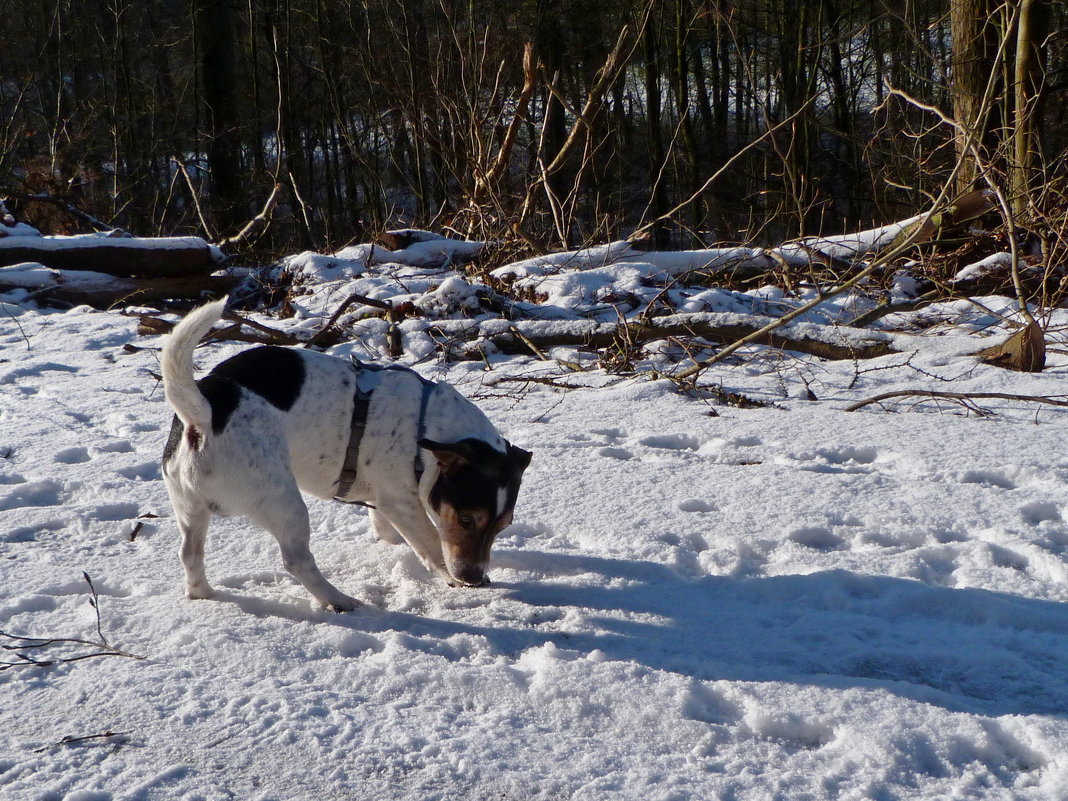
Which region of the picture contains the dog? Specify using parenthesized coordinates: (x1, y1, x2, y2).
(160, 297, 532, 611)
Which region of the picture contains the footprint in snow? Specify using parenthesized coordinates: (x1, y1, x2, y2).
(87, 502, 141, 522)
(729, 435, 762, 447)
(0, 362, 79, 385)
(116, 462, 161, 481)
(55, 446, 91, 464)
(598, 447, 634, 461)
(680, 683, 742, 725)
(96, 439, 135, 454)
(786, 446, 882, 475)
(678, 499, 716, 513)
(960, 469, 1017, 490)
(788, 525, 845, 551)
(639, 433, 701, 451)
(0, 479, 65, 511)
(1019, 501, 1061, 526)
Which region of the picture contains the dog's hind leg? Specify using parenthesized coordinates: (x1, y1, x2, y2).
(251, 486, 361, 612)
(177, 504, 215, 600)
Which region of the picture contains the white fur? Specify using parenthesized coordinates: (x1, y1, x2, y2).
(160, 296, 226, 433)
(160, 299, 511, 611)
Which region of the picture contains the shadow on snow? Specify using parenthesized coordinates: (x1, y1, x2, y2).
(225, 548, 1068, 718)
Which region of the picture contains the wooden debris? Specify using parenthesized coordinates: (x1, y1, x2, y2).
(0, 236, 217, 277)
(377, 229, 448, 250)
(0, 268, 237, 309)
(977, 319, 1046, 372)
(429, 315, 898, 362)
(138, 312, 302, 347)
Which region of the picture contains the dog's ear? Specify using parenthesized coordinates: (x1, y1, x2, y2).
(508, 442, 533, 472)
(419, 439, 475, 475)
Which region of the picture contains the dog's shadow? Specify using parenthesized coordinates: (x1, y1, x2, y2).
(227, 549, 1068, 718)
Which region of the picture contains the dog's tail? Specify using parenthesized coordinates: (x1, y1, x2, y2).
(160, 296, 227, 435)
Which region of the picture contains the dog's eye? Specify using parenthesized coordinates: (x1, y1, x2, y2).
(459, 513, 475, 528)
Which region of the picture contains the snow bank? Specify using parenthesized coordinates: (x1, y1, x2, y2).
(3, 223, 1067, 798)
(3, 295, 1068, 798)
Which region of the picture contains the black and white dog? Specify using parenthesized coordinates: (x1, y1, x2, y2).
(161, 298, 532, 611)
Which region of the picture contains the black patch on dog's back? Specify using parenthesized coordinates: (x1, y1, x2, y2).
(198, 373, 245, 433)
(162, 347, 306, 457)
(207, 346, 305, 413)
(163, 347, 307, 459)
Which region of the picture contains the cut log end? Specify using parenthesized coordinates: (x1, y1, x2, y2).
(977, 320, 1045, 372)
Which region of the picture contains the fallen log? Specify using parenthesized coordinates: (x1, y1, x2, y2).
(429, 313, 899, 361)
(0, 235, 218, 277)
(0, 263, 236, 308)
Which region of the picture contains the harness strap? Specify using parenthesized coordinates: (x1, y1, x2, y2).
(334, 357, 436, 503)
(334, 390, 372, 501)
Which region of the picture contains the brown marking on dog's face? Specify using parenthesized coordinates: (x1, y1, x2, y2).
(420, 438, 532, 587)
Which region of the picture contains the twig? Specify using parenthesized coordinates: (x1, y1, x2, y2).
(507, 325, 549, 360)
(138, 313, 302, 347)
(82, 571, 107, 646)
(1, 300, 32, 350)
(0, 573, 144, 670)
(845, 390, 1068, 412)
(484, 375, 587, 390)
(847, 289, 942, 328)
(174, 158, 216, 241)
(306, 292, 401, 350)
(216, 183, 282, 250)
(33, 730, 131, 753)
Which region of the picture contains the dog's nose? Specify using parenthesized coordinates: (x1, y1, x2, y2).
(455, 566, 489, 587)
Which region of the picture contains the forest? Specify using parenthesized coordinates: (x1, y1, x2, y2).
(1, 0, 1064, 257)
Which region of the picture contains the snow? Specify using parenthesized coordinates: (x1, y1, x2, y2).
(0, 233, 217, 254)
(0, 263, 119, 293)
(4, 238, 1068, 800)
(953, 252, 1016, 284)
(0, 221, 41, 239)
(780, 213, 925, 261)
(286, 237, 486, 283)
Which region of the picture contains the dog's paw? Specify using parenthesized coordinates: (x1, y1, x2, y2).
(324, 596, 361, 613)
(185, 583, 216, 600)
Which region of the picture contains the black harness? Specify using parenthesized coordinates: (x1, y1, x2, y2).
(334, 358, 436, 503)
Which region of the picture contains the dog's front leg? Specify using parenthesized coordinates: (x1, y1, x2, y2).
(369, 508, 405, 545)
(372, 501, 453, 585)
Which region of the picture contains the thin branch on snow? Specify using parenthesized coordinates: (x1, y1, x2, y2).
(32, 730, 132, 753)
(845, 390, 1068, 413)
(0, 573, 144, 671)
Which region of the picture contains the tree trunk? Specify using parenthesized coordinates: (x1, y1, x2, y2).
(196, 0, 243, 233)
(949, 0, 1001, 193)
(1010, 0, 1051, 215)
(643, 14, 670, 248)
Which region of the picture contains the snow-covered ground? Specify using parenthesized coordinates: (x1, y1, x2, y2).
(3, 245, 1068, 799)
